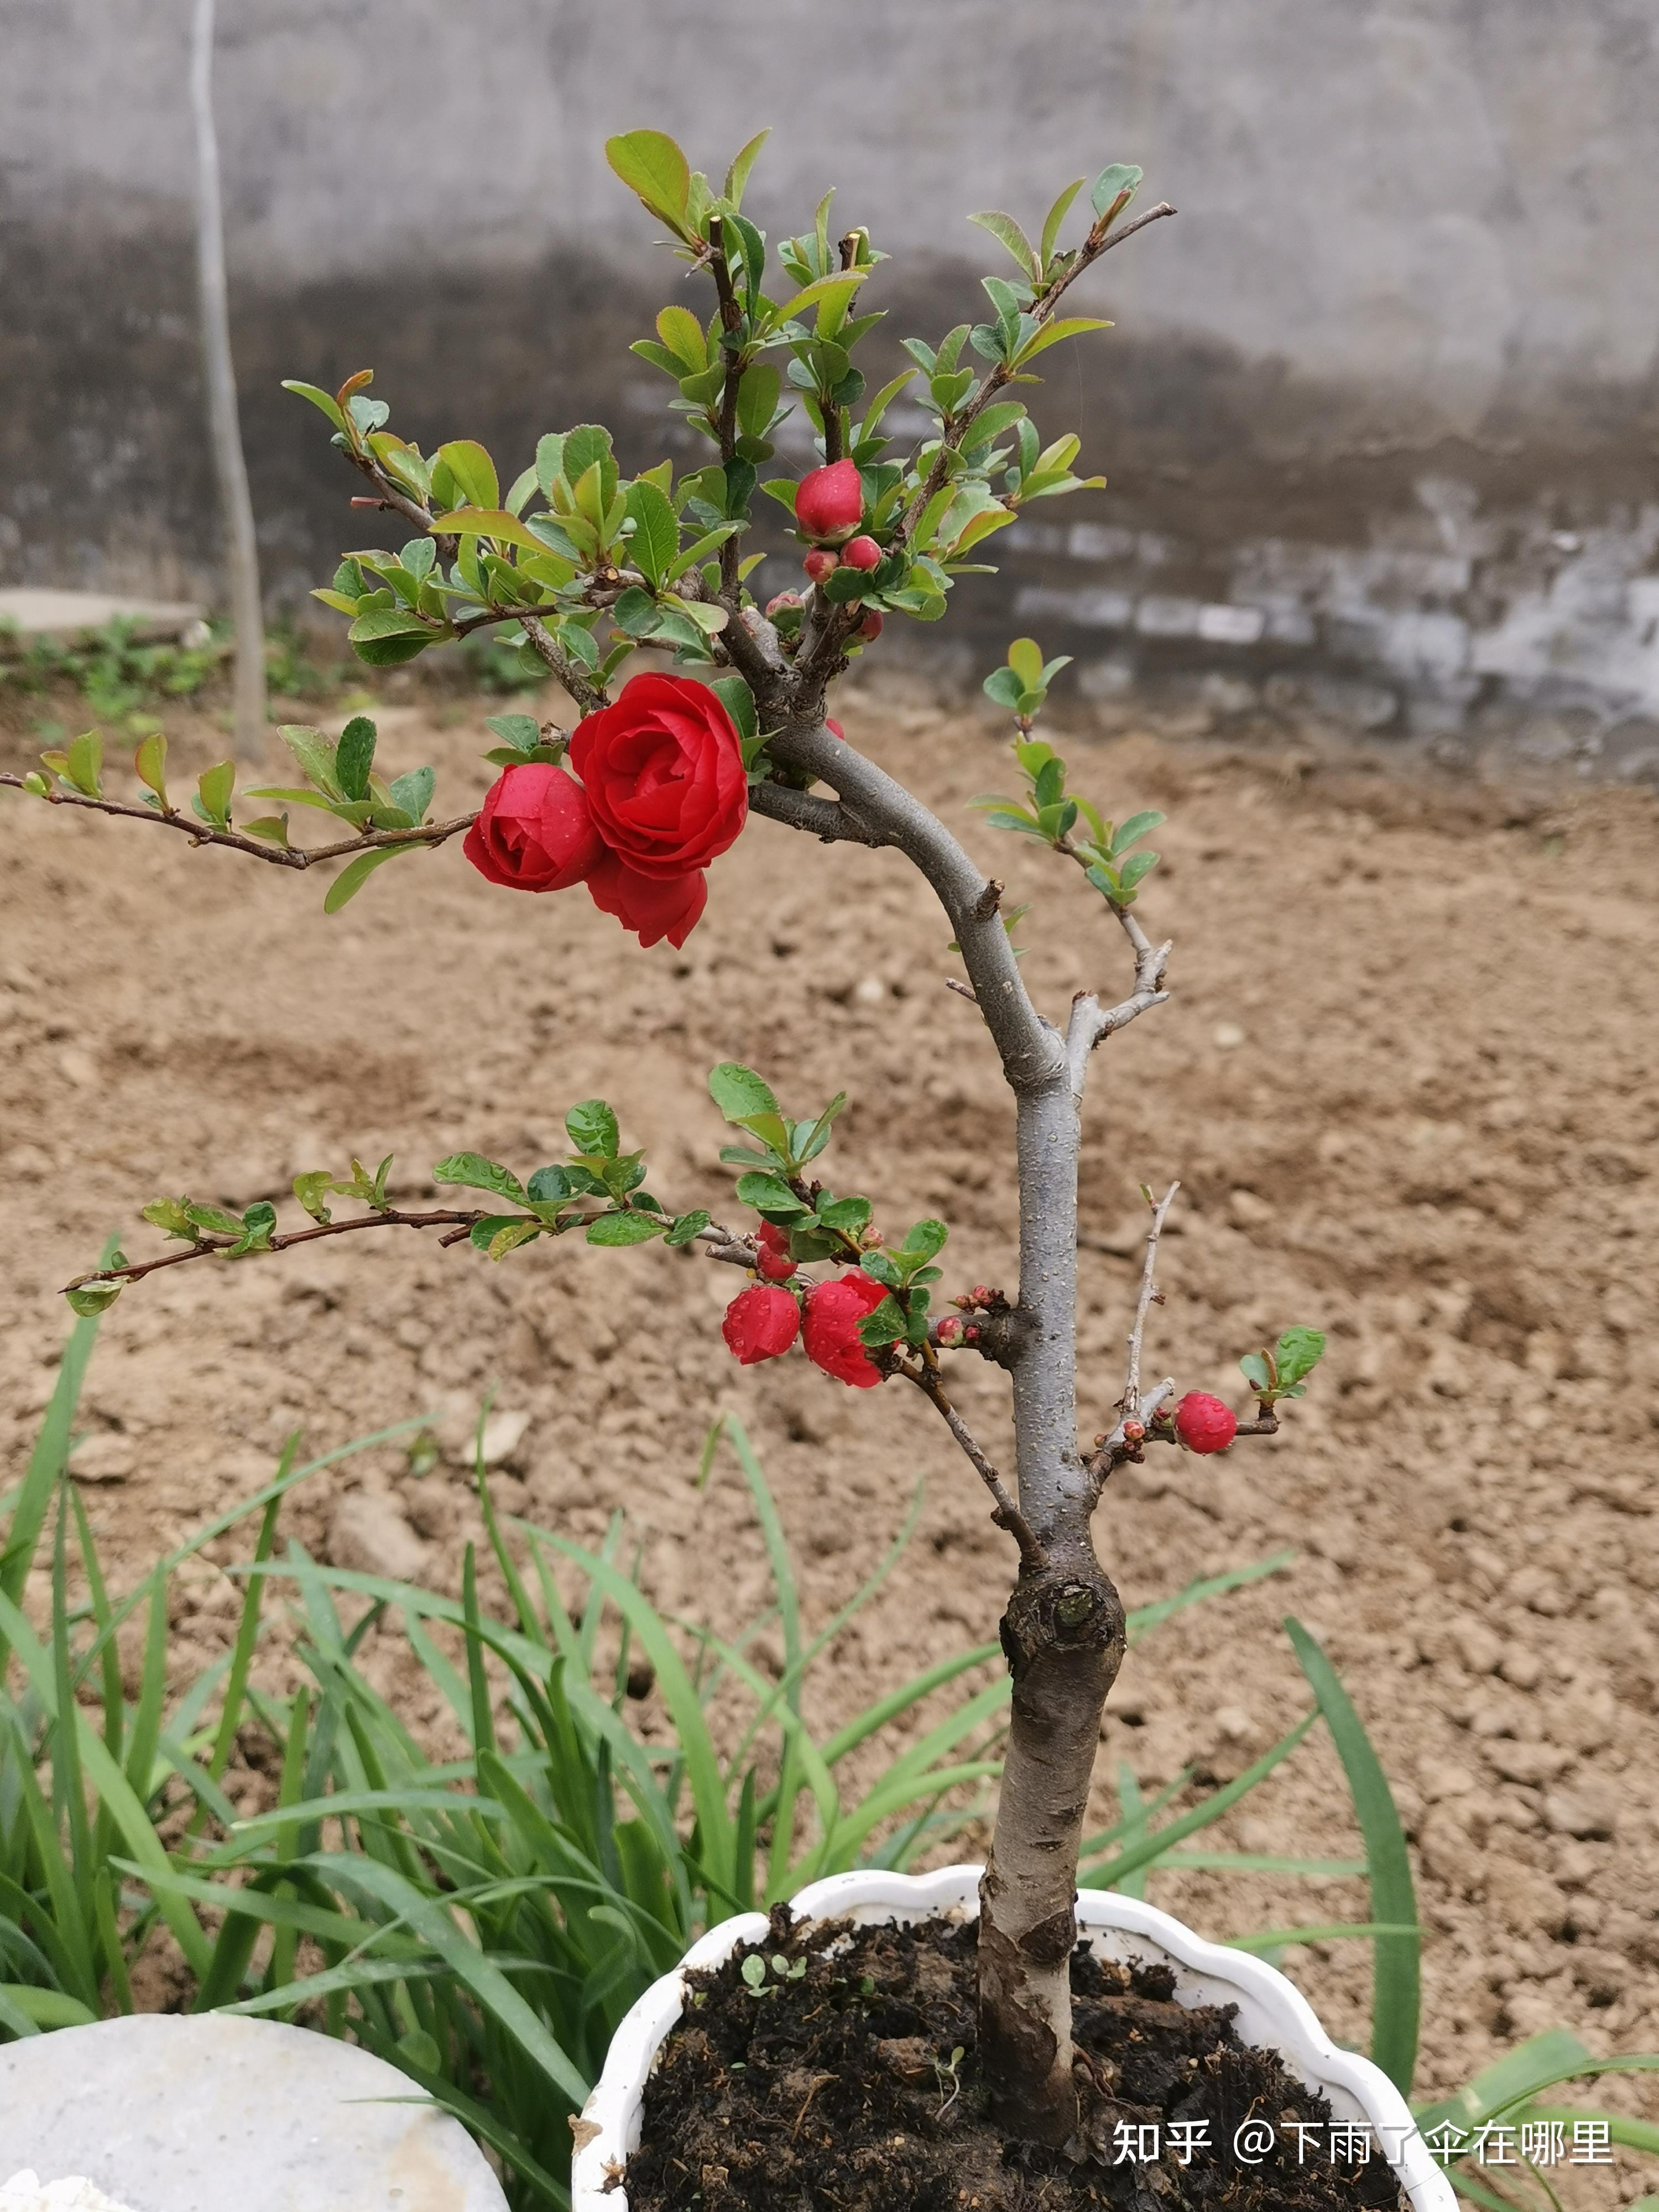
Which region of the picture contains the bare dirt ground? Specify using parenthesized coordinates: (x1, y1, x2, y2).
(3, 671, 1657, 2187)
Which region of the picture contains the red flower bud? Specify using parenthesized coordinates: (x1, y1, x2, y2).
(1173, 1392, 1238, 1454)
(802, 1270, 890, 1388)
(794, 459, 864, 542)
(803, 547, 839, 584)
(858, 610, 884, 639)
(765, 591, 803, 617)
(463, 762, 604, 894)
(722, 1285, 800, 1366)
(841, 535, 881, 571)
(1122, 1419, 1145, 1444)
(936, 1316, 965, 1346)
(755, 1220, 797, 1281)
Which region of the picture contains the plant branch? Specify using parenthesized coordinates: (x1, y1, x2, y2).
(520, 613, 609, 716)
(1123, 1182, 1178, 1423)
(905, 1358, 1045, 1568)
(761, 721, 1062, 1092)
(747, 780, 883, 847)
(65, 1208, 493, 1293)
(707, 220, 745, 601)
(1065, 904, 1172, 1092)
(1, 776, 478, 868)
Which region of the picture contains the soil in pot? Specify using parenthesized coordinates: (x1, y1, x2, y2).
(625, 1906, 1406, 2212)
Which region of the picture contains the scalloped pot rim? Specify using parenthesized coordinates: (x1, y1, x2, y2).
(572, 1864, 1455, 2212)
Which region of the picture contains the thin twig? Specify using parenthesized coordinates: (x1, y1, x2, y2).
(1062, 879, 1172, 1091)
(65, 1208, 492, 1292)
(906, 1360, 1046, 1568)
(706, 219, 746, 601)
(521, 612, 610, 716)
(2, 776, 477, 869)
(1123, 1182, 1178, 1423)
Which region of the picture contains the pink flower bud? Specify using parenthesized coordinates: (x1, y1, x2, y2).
(722, 1285, 800, 1365)
(841, 535, 882, 571)
(803, 547, 839, 584)
(794, 459, 864, 542)
(1173, 1392, 1238, 1454)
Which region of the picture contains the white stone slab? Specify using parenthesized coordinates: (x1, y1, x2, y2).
(0, 2015, 509, 2212)
(0, 590, 203, 649)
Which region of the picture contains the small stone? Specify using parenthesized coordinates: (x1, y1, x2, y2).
(1228, 1187, 1272, 1228)
(1486, 1739, 1569, 1787)
(853, 975, 888, 1006)
(325, 1490, 430, 1584)
(1543, 1784, 1619, 1840)
(1215, 1705, 1255, 1744)
(67, 1433, 135, 1486)
(1498, 1644, 1543, 1690)
(1452, 1619, 1504, 1675)
(1213, 1021, 1245, 1050)
(1420, 1759, 1477, 1803)
(477, 1409, 532, 1467)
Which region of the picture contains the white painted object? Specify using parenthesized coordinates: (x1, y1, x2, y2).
(572, 1864, 1454, 2212)
(0, 591, 204, 650)
(1, 2177, 137, 2212)
(0, 2013, 508, 2212)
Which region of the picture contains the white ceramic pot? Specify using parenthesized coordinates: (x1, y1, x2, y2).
(573, 1863, 1453, 2212)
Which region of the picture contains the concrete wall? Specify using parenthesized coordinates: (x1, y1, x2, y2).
(6, 0, 1659, 765)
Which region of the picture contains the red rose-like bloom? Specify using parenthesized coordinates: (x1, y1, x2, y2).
(585, 851, 707, 950)
(802, 1270, 890, 1388)
(794, 460, 864, 542)
(1173, 1392, 1238, 1454)
(755, 1222, 797, 1281)
(568, 674, 747, 880)
(463, 761, 604, 893)
(722, 1285, 800, 1365)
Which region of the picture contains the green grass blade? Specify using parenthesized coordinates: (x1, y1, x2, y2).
(0, 1984, 97, 2029)
(50, 1492, 97, 1938)
(1081, 1712, 1317, 1889)
(1113, 1763, 1150, 1902)
(204, 1484, 283, 1787)
(1125, 1550, 1295, 1644)
(1157, 1850, 1367, 1876)
(708, 1416, 802, 1712)
(1286, 1615, 1419, 2098)
(1227, 1921, 1420, 1956)
(820, 1645, 1002, 1767)
(123, 1574, 170, 1802)
(0, 1265, 111, 1662)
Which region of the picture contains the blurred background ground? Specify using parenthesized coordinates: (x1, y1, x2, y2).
(3, 671, 1657, 2182)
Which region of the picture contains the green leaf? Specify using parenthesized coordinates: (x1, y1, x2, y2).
(196, 759, 234, 826)
(435, 440, 499, 512)
(899, 1218, 949, 1265)
(133, 731, 169, 808)
(655, 305, 708, 372)
(606, 129, 693, 228)
(321, 844, 414, 914)
(708, 1062, 779, 1122)
(1285, 1618, 1419, 2096)
(734, 1172, 810, 1217)
(483, 713, 540, 755)
(723, 128, 770, 207)
(1276, 1328, 1327, 1389)
(611, 586, 664, 638)
(856, 1295, 909, 1347)
(1091, 162, 1144, 221)
(486, 1219, 541, 1262)
(335, 714, 377, 800)
(968, 209, 1039, 278)
(65, 1280, 123, 1318)
(1012, 315, 1112, 368)
(433, 1153, 529, 1206)
(565, 1099, 620, 1159)
(705, 675, 757, 744)
(1039, 178, 1087, 267)
(815, 1194, 870, 1234)
(586, 1210, 668, 1247)
(292, 1171, 334, 1224)
(281, 379, 351, 433)
(1110, 808, 1165, 857)
(665, 1209, 711, 1248)
(277, 723, 342, 796)
(623, 481, 680, 586)
(1239, 1351, 1273, 1396)
(387, 765, 435, 823)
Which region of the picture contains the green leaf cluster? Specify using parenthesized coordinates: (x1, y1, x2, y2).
(433, 1102, 702, 1261)
(855, 1220, 949, 1350)
(969, 685, 1165, 906)
(1239, 1328, 1327, 1406)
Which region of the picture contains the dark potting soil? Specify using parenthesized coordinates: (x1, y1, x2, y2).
(624, 1906, 1406, 2212)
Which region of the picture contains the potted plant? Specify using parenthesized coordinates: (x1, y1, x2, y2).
(9, 128, 1449, 2209)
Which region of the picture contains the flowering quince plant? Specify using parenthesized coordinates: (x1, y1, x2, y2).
(8, 128, 1337, 2148)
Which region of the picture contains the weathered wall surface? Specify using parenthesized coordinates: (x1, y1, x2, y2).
(5, 0, 1658, 764)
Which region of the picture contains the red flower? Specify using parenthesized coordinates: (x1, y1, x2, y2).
(802, 1270, 890, 1388)
(722, 1285, 800, 1365)
(794, 460, 864, 542)
(841, 535, 882, 571)
(755, 1222, 797, 1281)
(1173, 1392, 1238, 1454)
(462, 762, 603, 893)
(568, 674, 747, 880)
(585, 851, 707, 950)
